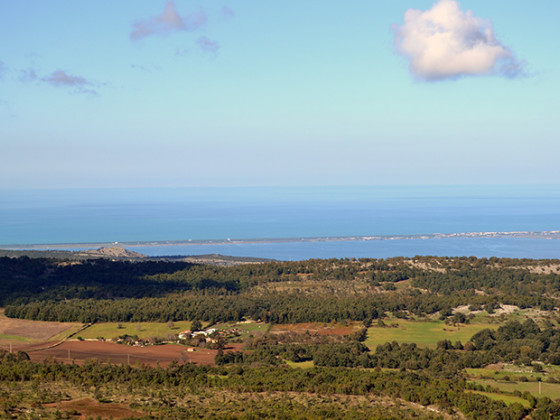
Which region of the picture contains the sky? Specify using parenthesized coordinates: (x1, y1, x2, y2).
(1, 0, 559, 188)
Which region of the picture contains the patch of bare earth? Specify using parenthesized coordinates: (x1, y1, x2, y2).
(0, 309, 81, 343)
(406, 260, 447, 273)
(492, 305, 519, 316)
(44, 398, 142, 419)
(452, 305, 478, 315)
(525, 264, 560, 274)
(28, 341, 245, 366)
(270, 322, 359, 336)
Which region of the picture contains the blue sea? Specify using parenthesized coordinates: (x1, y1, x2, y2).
(1, 185, 559, 260)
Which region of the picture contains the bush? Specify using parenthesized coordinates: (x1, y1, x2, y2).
(532, 363, 544, 373)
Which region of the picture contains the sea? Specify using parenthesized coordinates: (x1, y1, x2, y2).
(1, 185, 559, 261)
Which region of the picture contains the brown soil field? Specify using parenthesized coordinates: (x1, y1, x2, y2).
(270, 322, 359, 336)
(44, 398, 142, 419)
(0, 310, 82, 344)
(28, 341, 245, 367)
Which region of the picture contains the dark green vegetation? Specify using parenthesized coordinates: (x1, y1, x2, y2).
(3, 343, 560, 419)
(4, 256, 560, 323)
(3, 255, 560, 418)
(1, 350, 553, 420)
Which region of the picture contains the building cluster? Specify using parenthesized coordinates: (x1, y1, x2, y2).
(178, 328, 218, 343)
(178, 327, 244, 344)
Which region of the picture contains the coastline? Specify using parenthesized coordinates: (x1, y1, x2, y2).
(3, 230, 559, 251)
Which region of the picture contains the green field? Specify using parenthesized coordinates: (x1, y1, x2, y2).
(466, 366, 557, 382)
(50, 324, 88, 342)
(472, 379, 560, 400)
(0, 334, 33, 343)
(285, 360, 314, 369)
(212, 320, 270, 339)
(78, 321, 192, 340)
(467, 390, 530, 408)
(365, 319, 498, 349)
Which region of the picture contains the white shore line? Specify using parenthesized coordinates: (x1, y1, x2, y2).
(2, 230, 560, 250)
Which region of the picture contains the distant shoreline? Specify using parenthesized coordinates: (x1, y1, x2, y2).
(3, 230, 559, 250)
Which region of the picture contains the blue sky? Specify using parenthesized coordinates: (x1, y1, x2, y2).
(1, 0, 559, 188)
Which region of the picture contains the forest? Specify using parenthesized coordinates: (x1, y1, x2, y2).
(2, 254, 560, 418)
(3, 256, 558, 323)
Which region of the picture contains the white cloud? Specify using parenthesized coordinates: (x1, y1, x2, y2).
(392, 0, 524, 81)
(131, 1, 207, 41)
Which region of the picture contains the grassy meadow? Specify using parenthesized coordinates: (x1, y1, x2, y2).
(471, 379, 560, 400)
(467, 390, 531, 408)
(285, 360, 315, 369)
(365, 318, 497, 349)
(0, 334, 34, 343)
(212, 320, 271, 339)
(78, 321, 192, 340)
(466, 363, 560, 400)
(466, 365, 560, 382)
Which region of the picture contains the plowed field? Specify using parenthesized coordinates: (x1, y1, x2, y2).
(28, 341, 243, 366)
(0, 309, 82, 344)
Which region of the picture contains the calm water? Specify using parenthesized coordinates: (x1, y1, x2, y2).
(131, 238, 560, 261)
(1, 185, 559, 260)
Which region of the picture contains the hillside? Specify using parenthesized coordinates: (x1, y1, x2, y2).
(0, 246, 272, 265)
(2, 255, 560, 418)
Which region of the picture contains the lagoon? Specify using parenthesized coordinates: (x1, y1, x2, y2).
(1, 185, 559, 260)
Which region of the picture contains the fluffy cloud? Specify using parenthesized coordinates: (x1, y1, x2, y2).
(197, 36, 219, 54)
(17, 66, 96, 94)
(38, 70, 96, 94)
(392, 0, 524, 81)
(131, 1, 207, 41)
